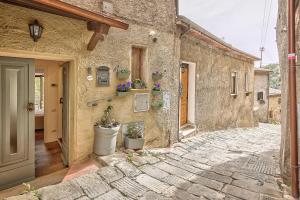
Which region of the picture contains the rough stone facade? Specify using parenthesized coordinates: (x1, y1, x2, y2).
(178, 18, 256, 132)
(277, 0, 300, 181)
(0, 1, 178, 163)
(253, 69, 270, 123)
(269, 88, 281, 123)
(0, 0, 256, 167)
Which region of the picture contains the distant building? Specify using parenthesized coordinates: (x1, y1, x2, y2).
(253, 68, 271, 123)
(268, 88, 281, 123)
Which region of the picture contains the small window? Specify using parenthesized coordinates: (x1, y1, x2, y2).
(257, 92, 264, 101)
(35, 74, 44, 113)
(231, 72, 238, 95)
(131, 47, 146, 81)
(278, 98, 281, 104)
(244, 73, 249, 93)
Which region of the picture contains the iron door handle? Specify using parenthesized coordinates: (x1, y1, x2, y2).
(27, 103, 35, 112)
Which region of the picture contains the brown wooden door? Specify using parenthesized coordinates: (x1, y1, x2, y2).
(180, 64, 189, 126)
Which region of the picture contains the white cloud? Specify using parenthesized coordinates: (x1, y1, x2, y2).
(179, 0, 279, 65)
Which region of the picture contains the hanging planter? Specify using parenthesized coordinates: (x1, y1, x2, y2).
(152, 71, 163, 82)
(117, 91, 130, 97)
(116, 67, 130, 80)
(152, 83, 162, 96)
(116, 82, 131, 97)
(151, 100, 163, 110)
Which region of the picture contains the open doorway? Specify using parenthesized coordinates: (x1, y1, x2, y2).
(34, 60, 69, 177)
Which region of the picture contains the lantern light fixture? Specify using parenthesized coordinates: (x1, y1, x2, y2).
(29, 20, 43, 42)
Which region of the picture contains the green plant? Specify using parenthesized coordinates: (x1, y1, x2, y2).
(151, 100, 163, 109)
(21, 183, 40, 198)
(126, 124, 143, 139)
(152, 83, 161, 91)
(127, 152, 134, 163)
(117, 67, 130, 74)
(132, 79, 147, 89)
(95, 105, 120, 128)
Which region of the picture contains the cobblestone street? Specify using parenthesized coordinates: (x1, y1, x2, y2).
(35, 124, 283, 200)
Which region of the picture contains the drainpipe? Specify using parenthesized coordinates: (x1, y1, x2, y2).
(175, 0, 179, 16)
(288, 0, 299, 198)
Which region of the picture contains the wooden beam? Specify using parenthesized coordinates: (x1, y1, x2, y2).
(87, 23, 110, 51)
(87, 32, 104, 51)
(1, 0, 129, 30)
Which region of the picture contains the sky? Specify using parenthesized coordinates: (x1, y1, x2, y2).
(179, 0, 279, 66)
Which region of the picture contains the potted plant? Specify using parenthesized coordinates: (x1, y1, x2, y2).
(152, 83, 162, 96)
(151, 99, 163, 110)
(94, 105, 121, 156)
(117, 82, 131, 97)
(152, 71, 163, 82)
(117, 67, 131, 80)
(132, 79, 147, 89)
(125, 123, 145, 150)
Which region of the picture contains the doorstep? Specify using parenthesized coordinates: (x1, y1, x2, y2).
(0, 158, 101, 199)
(179, 123, 196, 139)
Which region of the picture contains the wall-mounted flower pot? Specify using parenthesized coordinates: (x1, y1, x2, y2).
(117, 91, 130, 97)
(125, 136, 145, 150)
(152, 90, 162, 96)
(117, 71, 130, 80)
(94, 125, 121, 156)
(152, 73, 163, 82)
(151, 101, 163, 110)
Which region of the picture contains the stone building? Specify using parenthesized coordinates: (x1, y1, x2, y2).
(0, 0, 256, 190)
(177, 16, 257, 137)
(253, 68, 271, 123)
(268, 88, 281, 123)
(277, 0, 300, 181)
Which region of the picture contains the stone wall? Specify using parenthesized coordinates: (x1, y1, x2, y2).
(269, 95, 281, 123)
(253, 72, 270, 123)
(0, 1, 178, 163)
(180, 35, 255, 132)
(277, 0, 300, 181)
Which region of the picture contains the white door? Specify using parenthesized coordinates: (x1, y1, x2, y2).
(0, 57, 35, 190)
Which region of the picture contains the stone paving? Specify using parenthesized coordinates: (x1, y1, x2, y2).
(36, 124, 284, 200)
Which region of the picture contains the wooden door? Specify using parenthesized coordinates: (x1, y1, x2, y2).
(0, 57, 35, 190)
(61, 62, 69, 166)
(180, 64, 189, 126)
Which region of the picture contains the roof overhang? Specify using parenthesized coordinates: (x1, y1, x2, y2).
(177, 16, 259, 62)
(1, 0, 129, 50)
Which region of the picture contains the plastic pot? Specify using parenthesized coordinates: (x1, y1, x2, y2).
(93, 125, 121, 156)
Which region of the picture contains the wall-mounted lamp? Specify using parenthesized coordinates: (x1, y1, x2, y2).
(149, 30, 158, 43)
(29, 20, 43, 42)
(87, 67, 93, 81)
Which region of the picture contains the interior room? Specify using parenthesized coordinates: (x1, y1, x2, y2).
(34, 60, 65, 177)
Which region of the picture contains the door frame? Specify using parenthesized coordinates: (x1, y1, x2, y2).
(179, 61, 196, 128)
(0, 50, 77, 166)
